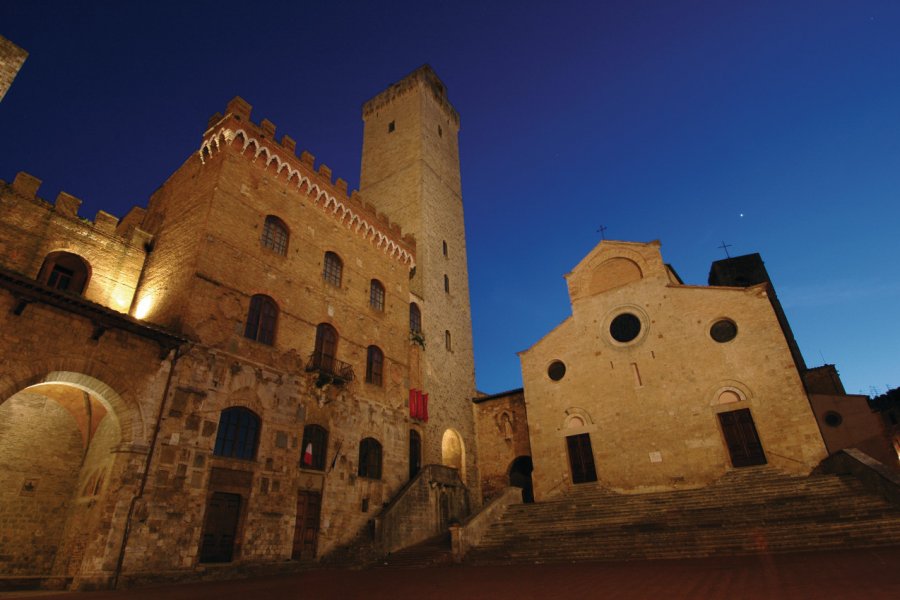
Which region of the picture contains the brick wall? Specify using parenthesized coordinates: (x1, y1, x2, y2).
(474, 390, 531, 501)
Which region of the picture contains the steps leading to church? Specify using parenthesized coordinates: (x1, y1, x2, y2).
(465, 468, 900, 564)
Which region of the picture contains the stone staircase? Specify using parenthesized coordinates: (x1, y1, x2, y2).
(465, 467, 900, 564)
(377, 534, 454, 568)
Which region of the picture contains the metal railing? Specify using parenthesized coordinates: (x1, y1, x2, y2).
(305, 352, 355, 385)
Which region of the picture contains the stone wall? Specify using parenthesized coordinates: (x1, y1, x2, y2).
(0, 35, 27, 102)
(473, 390, 531, 501)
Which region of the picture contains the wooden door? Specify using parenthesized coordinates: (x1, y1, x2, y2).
(719, 408, 767, 467)
(199, 492, 242, 563)
(566, 433, 598, 484)
(292, 491, 322, 560)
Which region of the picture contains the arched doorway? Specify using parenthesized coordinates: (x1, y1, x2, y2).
(0, 374, 126, 580)
(509, 456, 534, 503)
(441, 429, 465, 481)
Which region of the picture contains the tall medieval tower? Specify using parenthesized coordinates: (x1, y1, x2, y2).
(360, 66, 478, 496)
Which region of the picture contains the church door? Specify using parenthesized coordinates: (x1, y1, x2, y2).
(718, 408, 767, 467)
(566, 433, 598, 484)
(199, 492, 242, 563)
(291, 491, 322, 560)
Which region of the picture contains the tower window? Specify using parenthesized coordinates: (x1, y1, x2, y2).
(366, 345, 384, 386)
(442, 240, 448, 257)
(244, 294, 278, 345)
(388, 121, 395, 133)
(444, 274, 449, 294)
(438, 125, 442, 137)
(323, 251, 343, 287)
(261, 215, 289, 255)
(410, 303, 422, 334)
(445, 330, 452, 351)
(369, 279, 385, 311)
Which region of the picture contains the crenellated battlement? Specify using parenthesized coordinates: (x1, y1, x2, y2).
(0, 172, 152, 248)
(362, 64, 459, 126)
(198, 98, 416, 267)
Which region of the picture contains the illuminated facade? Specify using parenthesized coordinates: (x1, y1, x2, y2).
(0, 66, 477, 590)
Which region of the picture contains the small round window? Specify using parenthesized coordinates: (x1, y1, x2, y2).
(824, 411, 843, 427)
(710, 319, 738, 343)
(547, 360, 566, 381)
(610, 313, 641, 343)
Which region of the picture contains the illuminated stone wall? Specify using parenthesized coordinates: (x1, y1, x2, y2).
(0, 35, 27, 102)
(0, 173, 151, 313)
(520, 241, 829, 500)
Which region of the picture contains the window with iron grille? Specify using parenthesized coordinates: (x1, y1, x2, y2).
(358, 438, 382, 479)
(300, 424, 328, 471)
(213, 407, 261, 460)
(409, 303, 422, 333)
(369, 279, 385, 311)
(366, 345, 384, 386)
(261, 215, 289, 255)
(244, 295, 278, 345)
(323, 251, 343, 287)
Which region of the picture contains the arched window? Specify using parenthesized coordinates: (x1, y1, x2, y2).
(358, 437, 382, 479)
(261, 215, 289, 255)
(409, 303, 422, 334)
(445, 330, 452, 351)
(369, 279, 385, 311)
(213, 407, 260, 460)
(244, 294, 278, 345)
(323, 251, 343, 287)
(300, 424, 328, 471)
(314, 323, 339, 371)
(444, 274, 450, 293)
(366, 345, 384, 386)
(38, 251, 90, 295)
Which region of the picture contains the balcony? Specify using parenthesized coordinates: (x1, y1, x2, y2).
(306, 352, 355, 387)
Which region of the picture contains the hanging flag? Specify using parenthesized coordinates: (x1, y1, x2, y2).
(303, 442, 314, 466)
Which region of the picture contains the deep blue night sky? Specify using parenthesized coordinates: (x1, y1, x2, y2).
(1, 1, 898, 395)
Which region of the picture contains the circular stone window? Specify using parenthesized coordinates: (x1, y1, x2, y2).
(824, 411, 843, 427)
(547, 360, 566, 381)
(710, 319, 738, 343)
(609, 313, 642, 343)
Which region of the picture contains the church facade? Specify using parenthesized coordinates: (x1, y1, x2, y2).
(0, 66, 477, 590)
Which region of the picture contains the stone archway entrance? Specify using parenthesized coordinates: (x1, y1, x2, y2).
(0, 374, 127, 581)
(441, 429, 466, 481)
(508, 456, 534, 503)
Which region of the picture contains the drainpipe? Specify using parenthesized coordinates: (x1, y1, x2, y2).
(112, 344, 183, 589)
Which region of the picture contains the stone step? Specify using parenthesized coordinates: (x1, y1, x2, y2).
(464, 470, 900, 565)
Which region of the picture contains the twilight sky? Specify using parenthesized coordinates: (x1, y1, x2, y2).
(1, 1, 898, 396)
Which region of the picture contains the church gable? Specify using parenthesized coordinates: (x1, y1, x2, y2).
(565, 240, 666, 303)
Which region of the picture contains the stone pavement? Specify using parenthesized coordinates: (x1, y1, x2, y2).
(3, 547, 899, 600)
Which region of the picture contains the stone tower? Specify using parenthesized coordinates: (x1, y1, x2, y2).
(360, 66, 478, 496)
